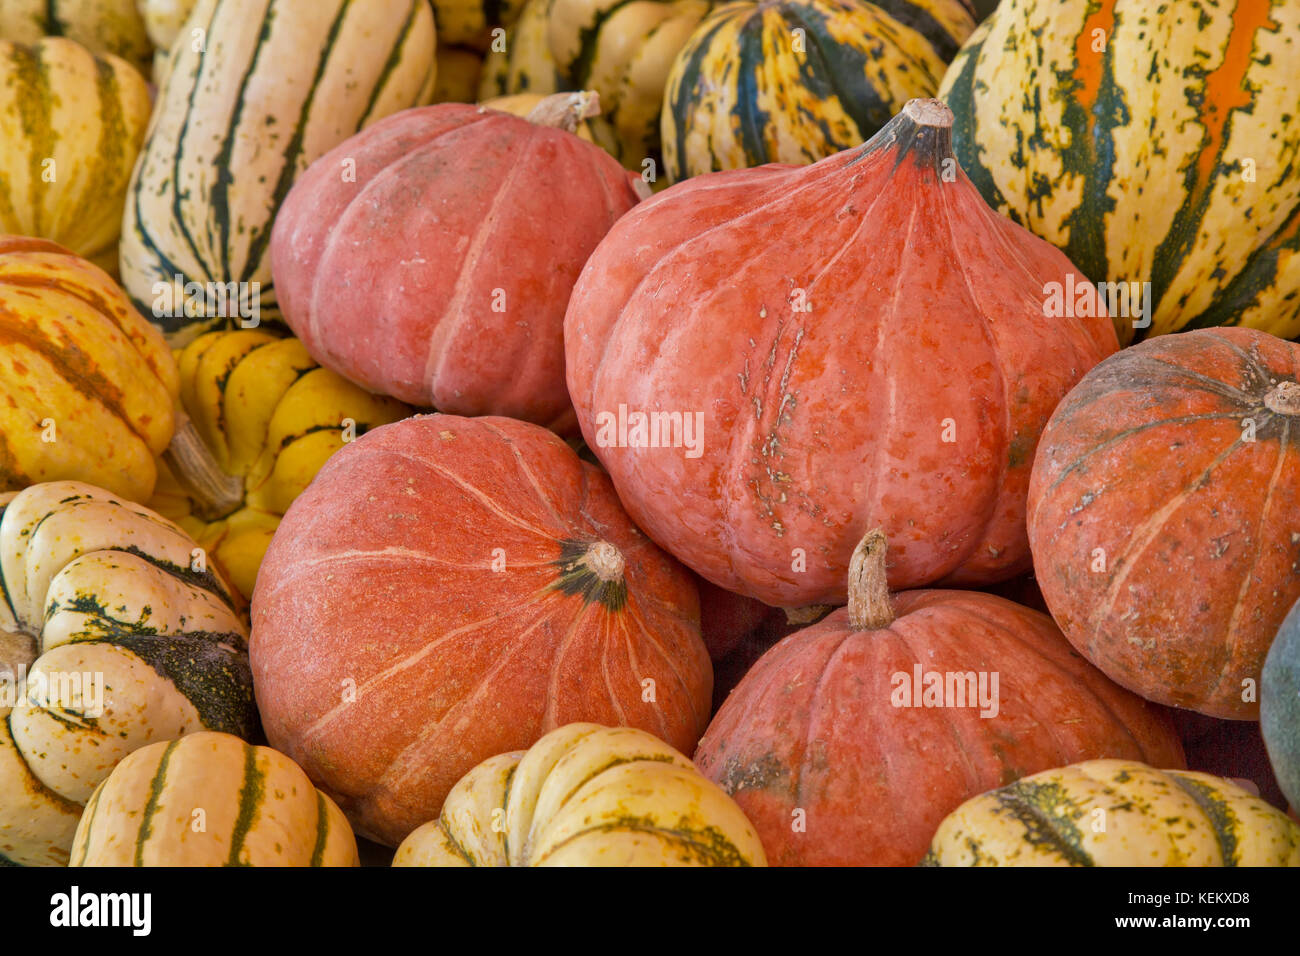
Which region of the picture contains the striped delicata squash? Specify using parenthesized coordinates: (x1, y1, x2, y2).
(663, 0, 976, 182)
(940, 0, 1300, 340)
(119, 0, 439, 348)
(0, 482, 256, 867)
(71, 731, 359, 866)
(0, 38, 151, 272)
(0, 0, 152, 72)
(393, 723, 767, 867)
(148, 329, 411, 600)
(923, 760, 1300, 867)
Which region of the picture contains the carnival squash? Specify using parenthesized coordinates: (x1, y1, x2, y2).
(1264, 600, 1300, 811)
(148, 328, 411, 600)
(393, 723, 765, 866)
(0, 482, 254, 867)
(566, 99, 1118, 607)
(663, 0, 976, 182)
(0, 237, 177, 502)
(250, 414, 711, 846)
(694, 530, 1184, 866)
(0, 0, 151, 72)
(1027, 328, 1300, 720)
(940, 0, 1300, 340)
(118, 0, 438, 347)
(923, 759, 1300, 866)
(271, 93, 641, 433)
(0, 38, 151, 271)
(70, 731, 358, 866)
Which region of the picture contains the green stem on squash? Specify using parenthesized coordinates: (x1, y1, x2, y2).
(524, 91, 601, 133)
(847, 529, 895, 631)
(163, 411, 245, 521)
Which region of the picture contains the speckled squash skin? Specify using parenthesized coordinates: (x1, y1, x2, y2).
(0, 39, 151, 272)
(566, 100, 1118, 608)
(0, 0, 152, 72)
(1263, 598, 1300, 810)
(0, 482, 255, 867)
(393, 724, 765, 866)
(1028, 328, 1300, 720)
(940, 0, 1300, 340)
(70, 732, 359, 866)
(119, 0, 438, 347)
(693, 532, 1184, 866)
(923, 759, 1300, 866)
(270, 100, 641, 434)
(0, 237, 177, 501)
(250, 415, 711, 847)
(662, 0, 976, 182)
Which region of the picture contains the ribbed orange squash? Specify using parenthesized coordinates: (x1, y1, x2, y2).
(271, 93, 643, 434)
(565, 99, 1118, 608)
(250, 414, 711, 846)
(694, 531, 1185, 866)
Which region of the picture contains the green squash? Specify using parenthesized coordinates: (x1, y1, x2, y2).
(1263, 599, 1300, 811)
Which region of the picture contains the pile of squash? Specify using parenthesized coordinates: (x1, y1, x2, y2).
(0, 0, 1298, 870)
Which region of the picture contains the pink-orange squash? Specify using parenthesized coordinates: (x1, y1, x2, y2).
(694, 530, 1185, 866)
(250, 414, 711, 845)
(270, 93, 642, 434)
(565, 98, 1118, 608)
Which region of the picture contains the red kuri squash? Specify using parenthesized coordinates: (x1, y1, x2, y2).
(1028, 327, 1300, 720)
(271, 92, 643, 434)
(565, 98, 1118, 608)
(249, 414, 711, 845)
(694, 530, 1184, 866)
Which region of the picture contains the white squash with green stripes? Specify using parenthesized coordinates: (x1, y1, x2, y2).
(0, 482, 254, 867)
(119, 0, 439, 347)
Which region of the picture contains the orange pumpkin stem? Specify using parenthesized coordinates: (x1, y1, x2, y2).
(1265, 381, 1300, 415)
(847, 529, 894, 630)
(582, 540, 625, 583)
(524, 91, 601, 134)
(164, 410, 245, 521)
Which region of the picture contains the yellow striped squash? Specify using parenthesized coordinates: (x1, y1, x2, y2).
(119, 0, 438, 348)
(923, 760, 1300, 867)
(940, 0, 1300, 341)
(0, 482, 255, 866)
(139, 0, 199, 86)
(429, 0, 528, 48)
(0, 0, 152, 73)
(0, 237, 177, 502)
(548, 0, 714, 172)
(147, 329, 411, 600)
(477, 0, 565, 100)
(71, 731, 358, 866)
(0, 38, 151, 272)
(393, 723, 767, 867)
(662, 0, 976, 183)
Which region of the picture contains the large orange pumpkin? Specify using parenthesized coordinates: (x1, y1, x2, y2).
(565, 99, 1118, 609)
(250, 414, 711, 845)
(1028, 327, 1300, 720)
(271, 93, 643, 435)
(694, 530, 1184, 866)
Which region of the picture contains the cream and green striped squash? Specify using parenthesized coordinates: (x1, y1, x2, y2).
(940, 0, 1300, 342)
(477, 0, 565, 100)
(0, 37, 151, 272)
(139, 0, 198, 85)
(429, 0, 528, 48)
(661, 0, 976, 183)
(119, 0, 438, 348)
(71, 731, 359, 866)
(0, 482, 255, 867)
(0, 0, 151, 72)
(923, 760, 1300, 867)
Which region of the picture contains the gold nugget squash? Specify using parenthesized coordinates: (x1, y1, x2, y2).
(940, 0, 1300, 340)
(662, 0, 976, 182)
(71, 731, 358, 866)
(0, 38, 151, 271)
(119, 0, 438, 347)
(393, 723, 765, 866)
(148, 329, 411, 600)
(923, 760, 1300, 866)
(0, 482, 255, 867)
(0, 237, 177, 502)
